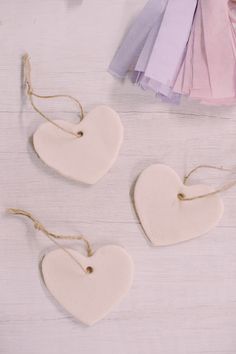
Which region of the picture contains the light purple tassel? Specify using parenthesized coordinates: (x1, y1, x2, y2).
(139, 0, 197, 95)
(108, 0, 168, 79)
(109, 0, 197, 103)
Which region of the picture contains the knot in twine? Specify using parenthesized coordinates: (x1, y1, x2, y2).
(7, 208, 94, 273)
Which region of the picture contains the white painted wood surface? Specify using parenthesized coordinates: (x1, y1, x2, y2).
(1, 1, 236, 353)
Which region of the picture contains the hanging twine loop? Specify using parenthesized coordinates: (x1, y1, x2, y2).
(23, 54, 84, 138)
(177, 165, 236, 201)
(7, 208, 94, 274)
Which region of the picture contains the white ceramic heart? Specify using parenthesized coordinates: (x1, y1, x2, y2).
(41, 245, 134, 325)
(33, 105, 123, 184)
(134, 164, 224, 246)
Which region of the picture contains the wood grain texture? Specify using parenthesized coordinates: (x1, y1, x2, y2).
(1, 0, 236, 353)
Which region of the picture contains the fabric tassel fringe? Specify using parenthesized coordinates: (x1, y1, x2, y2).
(109, 0, 236, 105)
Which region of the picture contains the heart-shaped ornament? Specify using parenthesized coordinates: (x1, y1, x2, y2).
(33, 105, 123, 184)
(41, 245, 134, 325)
(134, 164, 224, 246)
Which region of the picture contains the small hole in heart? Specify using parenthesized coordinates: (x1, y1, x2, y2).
(86, 266, 93, 274)
(178, 193, 185, 200)
(77, 131, 84, 138)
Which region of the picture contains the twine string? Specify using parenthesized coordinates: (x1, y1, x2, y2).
(178, 165, 236, 201)
(7, 208, 93, 274)
(23, 54, 84, 138)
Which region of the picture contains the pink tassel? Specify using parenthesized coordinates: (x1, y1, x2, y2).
(176, 0, 236, 105)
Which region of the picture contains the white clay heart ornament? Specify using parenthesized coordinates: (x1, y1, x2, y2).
(33, 105, 123, 184)
(134, 164, 224, 246)
(41, 245, 134, 325)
